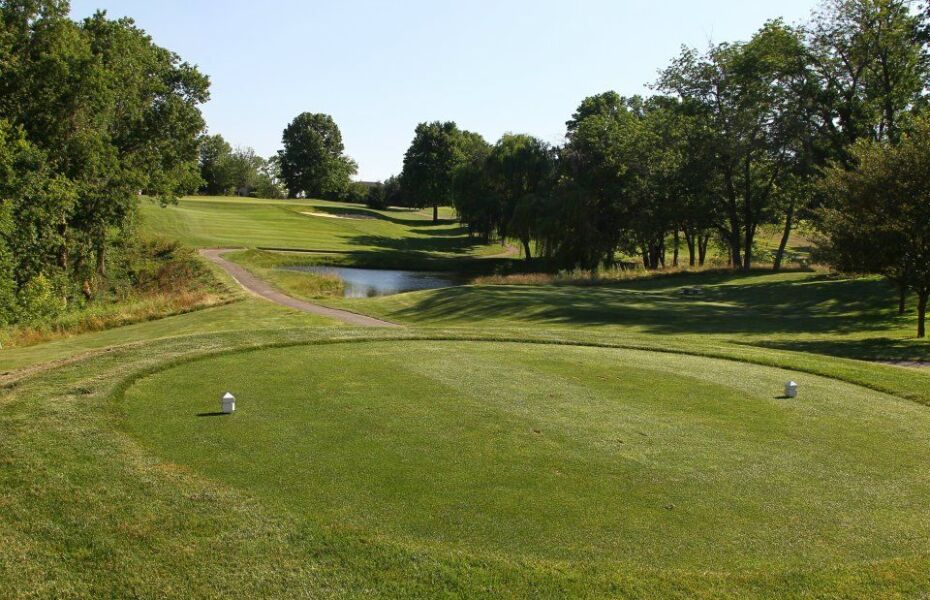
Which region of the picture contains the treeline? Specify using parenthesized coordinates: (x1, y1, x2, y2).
(199, 112, 372, 203)
(0, 1, 209, 326)
(385, 0, 928, 278)
(198, 135, 285, 199)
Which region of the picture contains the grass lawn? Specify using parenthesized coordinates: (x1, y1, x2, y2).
(139, 196, 504, 264)
(125, 341, 930, 573)
(3, 329, 930, 597)
(325, 269, 930, 362)
(3, 198, 930, 597)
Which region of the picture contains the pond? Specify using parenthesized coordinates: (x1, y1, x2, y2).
(283, 265, 466, 298)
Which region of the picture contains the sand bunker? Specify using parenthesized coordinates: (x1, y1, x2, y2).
(301, 211, 375, 221)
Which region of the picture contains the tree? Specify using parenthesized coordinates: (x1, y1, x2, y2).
(0, 2, 208, 316)
(819, 112, 930, 337)
(565, 91, 625, 133)
(199, 134, 233, 195)
(660, 21, 815, 270)
(278, 112, 356, 199)
(400, 121, 488, 223)
(808, 0, 929, 157)
(551, 95, 637, 270)
(485, 134, 555, 260)
(254, 154, 286, 199)
(452, 160, 496, 241)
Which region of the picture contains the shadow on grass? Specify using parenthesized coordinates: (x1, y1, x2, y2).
(196, 412, 228, 418)
(750, 337, 930, 362)
(347, 231, 484, 256)
(384, 280, 900, 337)
(302, 204, 460, 227)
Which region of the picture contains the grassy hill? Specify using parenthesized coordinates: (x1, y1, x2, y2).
(139, 196, 503, 261)
(3, 195, 930, 598)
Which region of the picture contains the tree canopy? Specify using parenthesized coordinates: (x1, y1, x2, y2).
(278, 112, 357, 199)
(0, 0, 208, 323)
(400, 121, 488, 223)
(820, 112, 930, 337)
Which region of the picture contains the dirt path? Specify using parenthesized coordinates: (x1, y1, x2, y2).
(200, 249, 401, 328)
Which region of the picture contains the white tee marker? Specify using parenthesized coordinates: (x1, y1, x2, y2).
(221, 392, 236, 414)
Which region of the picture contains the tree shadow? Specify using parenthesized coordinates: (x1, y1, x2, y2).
(750, 337, 930, 362)
(347, 233, 485, 256)
(373, 274, 922, 358)
(310, 205, 459, 227)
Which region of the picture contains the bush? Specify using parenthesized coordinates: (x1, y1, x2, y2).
(366, 183, 387, 209)
(16, 273, 66, 325)
(342, 182, 369, 204)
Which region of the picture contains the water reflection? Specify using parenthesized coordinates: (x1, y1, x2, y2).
(283, 265, 464, 298)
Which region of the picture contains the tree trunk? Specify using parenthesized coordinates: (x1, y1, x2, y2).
(673, 230, 680, 267)
(96, 241, 107, 277)
(432, 204, 439, 223)
(743, 224, 756, 272)
(728, 226, 742, 269)
(742, 154, 753, 272)
(684, 230, 696, 267)
(521, 238, 532, 262)
(698, 235, 709, 267)
(773, 200, 795, 272)
(918, 289, 928, 339)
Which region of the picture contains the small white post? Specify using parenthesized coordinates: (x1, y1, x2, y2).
(221, 392, 236, 414)
(785, 381, 798, 399)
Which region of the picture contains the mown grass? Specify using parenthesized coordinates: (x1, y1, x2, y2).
(3, 328, 930, 597)
(0, 299, 340, 374)
(125, 341, 930, 573)
(325, 269, 930, 362)
(139, 196, 503, 262)
(2, 198, 928, 597)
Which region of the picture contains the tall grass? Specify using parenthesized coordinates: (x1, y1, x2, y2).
(0, 239, 235, 349)
(473, 260, 823, 286)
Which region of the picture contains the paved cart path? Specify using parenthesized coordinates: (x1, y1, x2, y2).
(200, 249, 401, 328)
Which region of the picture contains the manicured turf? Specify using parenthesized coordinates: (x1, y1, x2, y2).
(326, 269, 930, 361)
(4, 328, 930, 597)
(139, 196, 500, 261)
(0, 299, 339, 373)
(3, 198, 930, 597)
(123, 340, 930, 574)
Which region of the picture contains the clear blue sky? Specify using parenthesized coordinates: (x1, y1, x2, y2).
(70, 0, 820, 181)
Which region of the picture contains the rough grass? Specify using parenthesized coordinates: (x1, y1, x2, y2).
(0, 242, 235, 350)
(472, 264, 823, 286)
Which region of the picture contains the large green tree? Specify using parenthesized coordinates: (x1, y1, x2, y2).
(0, 0, 209, 318)
(198, 134, 233, 195)
(808, 0, 929, 157)
(819, 112, 930, 337)
(660, 20, 815, 270)
(454, 133, 554, 258)
(400, 121, 488, 223)
(278, 112, 356, 199)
